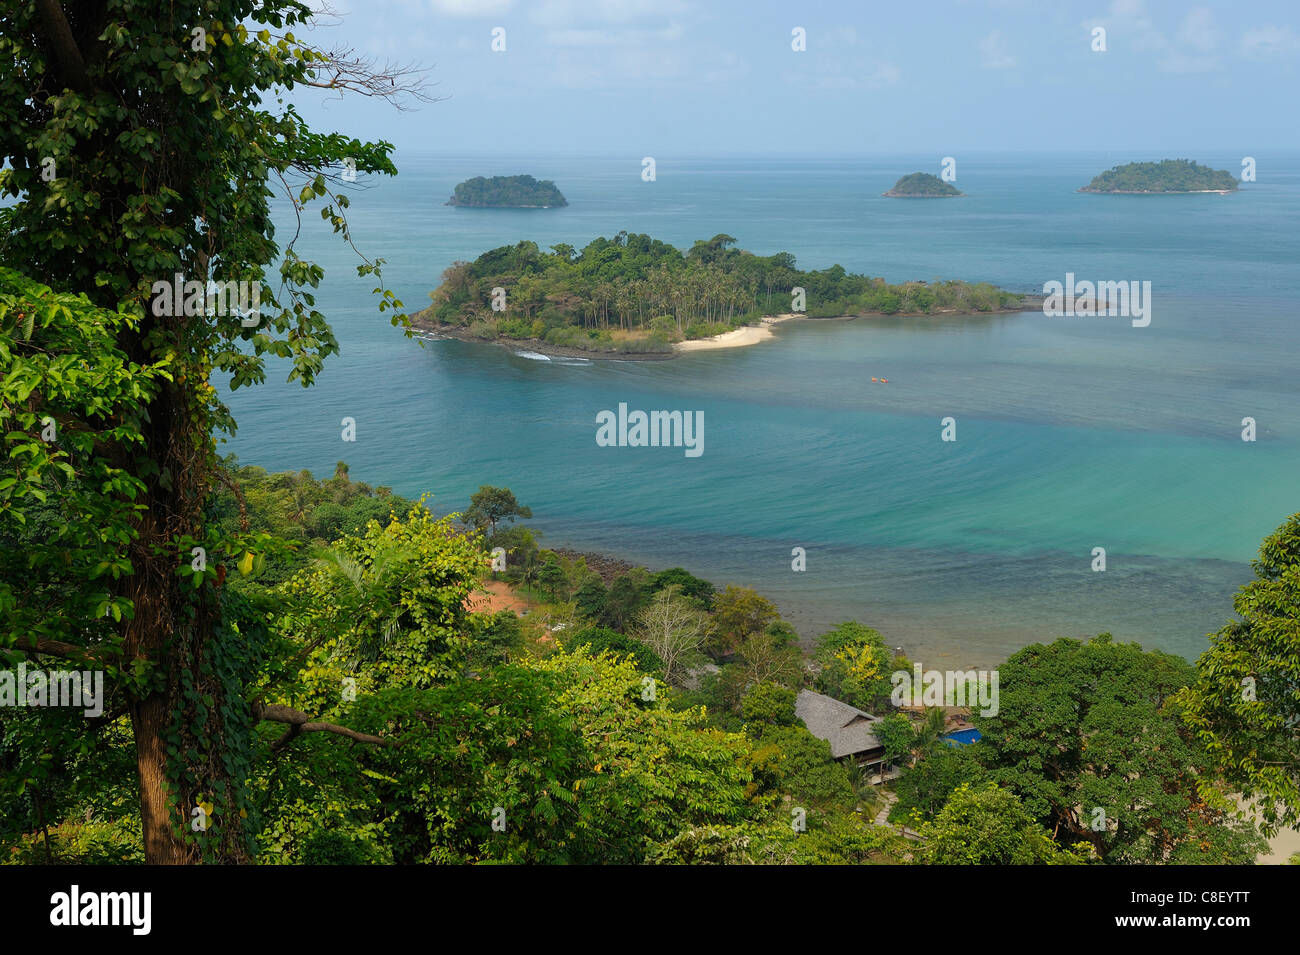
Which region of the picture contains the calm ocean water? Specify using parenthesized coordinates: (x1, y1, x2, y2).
(225, 151, 1300, 666)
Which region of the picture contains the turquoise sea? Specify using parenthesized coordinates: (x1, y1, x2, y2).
(224, 152, 1300, 666)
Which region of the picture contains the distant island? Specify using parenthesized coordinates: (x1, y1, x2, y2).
(1080, 159, 1238, 194)
(413, 232, 1033, 359)
(883, 172, 964, 198)
(446, 174, 568, 208)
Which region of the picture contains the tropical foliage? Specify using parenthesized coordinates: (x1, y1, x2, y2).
(1177, 512, 1300, 835)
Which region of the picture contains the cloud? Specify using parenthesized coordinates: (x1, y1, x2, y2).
(1175, 7, 1218, 52)
(702, 50, 750, 84)
(532, 20, 700, 87)
(1087, 0, 1172, 58)
(1086, 0, 1223, 72)
(1156, 7, 1220, 71)
(512, 0, 699, 88)
(530, 0, 690, 26)
(869, 62, 902, 86)
(544, 22, 685, 48)
(544, 46, 691, 88)
(781, 23, 899, 91)
(1091, 0, 1164, 52)
(1239, 24, 1300, 59)
(979, 30, 1016, 69)
(1156, 51, 1218, 73)
(817, 25, 860, 51)
(785, 59, 900, 92)
(430, 0, 513, 16)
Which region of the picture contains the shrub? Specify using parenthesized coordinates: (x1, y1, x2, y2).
(1, 818, 145, 866)
(684, 321, 732, 340)
(649, 315, 679, 339)
(496, 317, 534, 338)
(563, 626, 664, 676)
(298, 830, 376, 865)
(741, 682, 797, 727)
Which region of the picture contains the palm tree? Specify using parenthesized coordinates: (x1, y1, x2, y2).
(630, 279, 646, 328)
(285, 469, 313, 529)
(670, 275, 685, 334)
(594, 281, 614, 329)
(912, 706, 949, 755)
(847, 759, 888, 817)
(614, 286, 631, 331)
(516, 545, 542, 590)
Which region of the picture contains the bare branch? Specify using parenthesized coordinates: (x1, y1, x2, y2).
(304, 0, 346, 30)
(252, 700, 390, 750)
(634, 586, 707, 686)
(300, 49, 443, 110)
(6, 635, 112, 664)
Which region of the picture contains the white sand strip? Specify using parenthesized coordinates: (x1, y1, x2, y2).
(673, 314, 797, 353)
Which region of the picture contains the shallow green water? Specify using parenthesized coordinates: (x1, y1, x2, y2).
(225, 151, 1300, 664)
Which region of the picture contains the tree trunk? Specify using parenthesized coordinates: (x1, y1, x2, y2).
(26, 1, 257, 865)
(124, 479, 248, 865)
(131, 692, 191, 863)
(118, 336, 247, 863)
(121, 392, 202, 864)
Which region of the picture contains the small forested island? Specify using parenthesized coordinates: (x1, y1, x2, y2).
(883, 172, 964, 197)
(1080, 159, 1238, 194)
(446, 174, 568, 208)
(414, 232, 1031, 357)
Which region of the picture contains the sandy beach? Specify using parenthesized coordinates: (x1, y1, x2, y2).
(673, 313, 797, 353)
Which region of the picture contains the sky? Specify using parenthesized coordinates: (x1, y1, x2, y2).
(291, 0, 1300, 155)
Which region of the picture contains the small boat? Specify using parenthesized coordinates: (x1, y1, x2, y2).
(880, 378, 889, 383)
(871, 377, 879, 382)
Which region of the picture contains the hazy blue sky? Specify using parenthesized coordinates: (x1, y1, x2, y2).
(296, 0, 1300, 155)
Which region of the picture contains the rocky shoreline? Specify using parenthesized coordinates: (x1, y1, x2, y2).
(419, 328, 675, 361)
(409, 312, 674, 361)
(551, 547, 641, 585)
